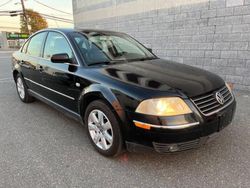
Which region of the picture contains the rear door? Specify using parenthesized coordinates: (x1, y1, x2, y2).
(20, 32, 48, 93)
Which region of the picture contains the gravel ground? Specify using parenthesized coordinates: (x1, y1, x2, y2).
(0, 51, 249, 188)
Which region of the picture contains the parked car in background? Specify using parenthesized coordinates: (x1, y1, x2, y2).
(12, 29, 236, 156)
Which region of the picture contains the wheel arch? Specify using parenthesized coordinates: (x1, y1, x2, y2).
(12, 69, 20, 82)
(78, 84, 127, 126)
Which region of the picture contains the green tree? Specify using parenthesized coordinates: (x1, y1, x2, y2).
(20, 9, 48, 33)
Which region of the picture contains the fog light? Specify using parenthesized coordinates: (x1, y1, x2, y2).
(168, 144, 179, 152)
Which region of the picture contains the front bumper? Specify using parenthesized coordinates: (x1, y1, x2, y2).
(124, 99, 236, 153)
(126, 131, 221, 153)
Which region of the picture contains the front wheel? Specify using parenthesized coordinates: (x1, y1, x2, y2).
(84, 100, 123, 157)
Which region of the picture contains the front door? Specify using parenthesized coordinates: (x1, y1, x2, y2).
(39, 31, 82, 112)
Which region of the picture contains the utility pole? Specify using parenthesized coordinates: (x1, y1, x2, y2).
(20, 0, 29, 34)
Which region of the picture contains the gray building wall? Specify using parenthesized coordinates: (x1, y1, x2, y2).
(73, 0, 250, 90)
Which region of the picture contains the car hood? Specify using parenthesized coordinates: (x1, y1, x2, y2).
(99, 59, 225, 97)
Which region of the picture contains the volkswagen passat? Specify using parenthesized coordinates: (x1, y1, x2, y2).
(12, 29, 236, 156)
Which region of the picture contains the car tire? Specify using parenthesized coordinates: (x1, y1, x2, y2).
(84, 100, 123, 157)
(15, 74, 35, 103)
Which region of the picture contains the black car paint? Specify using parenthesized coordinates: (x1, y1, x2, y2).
(12, 29, 236, 152)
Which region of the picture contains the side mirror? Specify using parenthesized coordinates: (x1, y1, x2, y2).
(147, 48, 153, 53)
(51, 53, 71, 63)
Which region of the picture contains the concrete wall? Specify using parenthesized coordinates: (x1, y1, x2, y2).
(73, 0, 250, 91)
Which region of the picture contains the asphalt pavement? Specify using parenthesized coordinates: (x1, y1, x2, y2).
(0, 51, 249, 188)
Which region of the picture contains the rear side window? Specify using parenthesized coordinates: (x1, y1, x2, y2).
(27, 32, 47, 57)
(43, 32, 73, 60)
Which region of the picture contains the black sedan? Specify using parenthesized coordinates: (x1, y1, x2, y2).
(12, 28, 236, 156)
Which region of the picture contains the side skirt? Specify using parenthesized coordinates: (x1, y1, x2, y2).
(28, 89, 84, 125)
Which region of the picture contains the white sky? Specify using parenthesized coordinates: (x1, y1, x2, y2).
(0, 0, 73, 32)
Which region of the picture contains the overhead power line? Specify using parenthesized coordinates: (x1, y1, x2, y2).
(0, 10, 22, 16)
(0, 10, 22, 13)
(0, 10, 73, 24)
(38, 13, 73, 23)
(0, 10, 21, 13)
(0, 0, 13, 8)
(33, 0, 72, 15)
(21, 11, 73, 23)
(43, 17, 73, 23)
(44, 17, 73, 23)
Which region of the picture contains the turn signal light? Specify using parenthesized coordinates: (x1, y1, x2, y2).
(134, 121, 151, 130)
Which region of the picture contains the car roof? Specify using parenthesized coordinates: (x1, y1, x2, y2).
(78, 29, 125, 35)
(41, 28, 74, 33)
(41, 28, 125, 35)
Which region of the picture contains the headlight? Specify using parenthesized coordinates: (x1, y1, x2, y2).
(135, 97, 192, 116)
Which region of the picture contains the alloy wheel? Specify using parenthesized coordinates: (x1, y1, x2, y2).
(17, 77, 25, 99)
(88, 109, 113, 150)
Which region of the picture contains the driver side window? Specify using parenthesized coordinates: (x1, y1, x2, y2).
(43, 32, 74, 62)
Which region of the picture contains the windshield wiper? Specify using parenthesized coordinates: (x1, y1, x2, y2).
(129, 57, 157, 62)
(88, 59, 126, 66)
(111, 59, 127, 63)
(88, 61, 110, 66)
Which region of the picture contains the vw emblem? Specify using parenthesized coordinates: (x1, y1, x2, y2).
(215, 92, 224, 105)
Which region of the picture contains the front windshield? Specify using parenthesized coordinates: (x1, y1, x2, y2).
(71, 31, 156, 66)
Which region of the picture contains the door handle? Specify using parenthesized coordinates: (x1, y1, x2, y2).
(38, 65, 44, 72)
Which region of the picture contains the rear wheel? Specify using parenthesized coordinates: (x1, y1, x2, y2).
(15, 74, 35, 103)
(84, 100, 123, 157)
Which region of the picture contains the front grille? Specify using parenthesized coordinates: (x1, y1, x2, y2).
(191, 85, 233, 116)
(153, 139, 201, 153)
